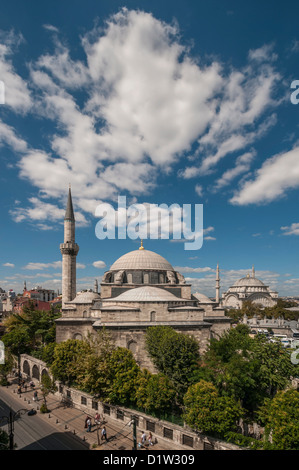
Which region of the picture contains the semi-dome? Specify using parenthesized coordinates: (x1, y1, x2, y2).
(109, 248, 174, 272)
(106, 286, 181, 302)
(193, 292, 214, 303)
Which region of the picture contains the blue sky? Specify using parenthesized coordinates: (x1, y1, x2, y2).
(1, 0, 299, 298)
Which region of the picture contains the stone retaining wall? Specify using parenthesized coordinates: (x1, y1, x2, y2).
(20, 353, 241, 451)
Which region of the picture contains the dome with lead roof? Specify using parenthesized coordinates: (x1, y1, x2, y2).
(109, 248, 174, 272)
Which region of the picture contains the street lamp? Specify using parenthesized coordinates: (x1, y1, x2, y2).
(0, 408, 28, 450)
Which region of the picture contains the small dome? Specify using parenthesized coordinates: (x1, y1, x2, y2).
(109, 249, 174, 272)
(106, 286, 181, 302)
(232, 277, 266, 287)
(69, 291, 100, 304)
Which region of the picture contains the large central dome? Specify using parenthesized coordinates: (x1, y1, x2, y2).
(109, 248, 174, 272)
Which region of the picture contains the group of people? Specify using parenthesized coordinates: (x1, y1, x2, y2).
(139, 431, 154, 447)
(17, 379, 35, 395)
(85, 414, 108, 442)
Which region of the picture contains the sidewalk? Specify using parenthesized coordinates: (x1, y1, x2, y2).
(4, 378, 171, 451)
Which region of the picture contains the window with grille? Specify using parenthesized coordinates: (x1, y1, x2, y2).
(103, 404, 111, 415)
(163, 427, 173, 440)
(146, 420, 155, 432)
(81, 396, 87, 405)
(116, 409, 124, 420)
(182, 434, 193, 447)
(203, 441, 214, 450)
(92, 401, 98, 410)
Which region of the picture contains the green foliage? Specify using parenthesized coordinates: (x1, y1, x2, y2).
(183, 380, 244, 437)
(199, 324, 298, 413)
(40, 403, 49, 414)
(0, 429, 9, 450)
(224, 431, 267, 449)
(0, 349, 14, 385)
(135, 369, 176, 414)
(257, 389, 299, 450)
(145, 326, 200, 397)
(50, 339, 93, 383)
(40, 373, 57, 408)
(2, 302, 61, 356)
(106, 348, 141, 406)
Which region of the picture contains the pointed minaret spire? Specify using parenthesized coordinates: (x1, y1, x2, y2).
(252, 265, 255, 278)
(64, 184, 75, 222)
(60, 187, 79, 307)
(216, 263, 220, 303)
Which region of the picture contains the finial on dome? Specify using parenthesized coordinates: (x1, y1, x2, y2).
(139, 239, 145, 250)
(247, 273, 250, 278)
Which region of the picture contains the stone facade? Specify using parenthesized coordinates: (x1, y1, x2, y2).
(55, 190, 232, 371)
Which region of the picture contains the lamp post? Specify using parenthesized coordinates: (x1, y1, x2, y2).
(129, 415, 138, 450)
(0, 408, 28, 450)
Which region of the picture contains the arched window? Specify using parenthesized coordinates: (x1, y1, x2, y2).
(73, 333, 83, 341)
(128, 340, 137, 354)
(150, 311, 156, 322)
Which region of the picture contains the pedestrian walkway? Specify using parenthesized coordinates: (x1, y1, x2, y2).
(4, 378, 172, 451)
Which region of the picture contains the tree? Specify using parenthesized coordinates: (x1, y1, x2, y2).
(145, 326, 200, 397)
(0, 349, 14, 385)
(0, 429, 9, 450)
(50, 339, 93, 384)
(40, 373, 57, 413)
(135, 370, 177, 415)
(199, 324, 299, 414)
(106, 348, 141, 406)
(183, 380, 244, 438)
(257, 389, 299, 449)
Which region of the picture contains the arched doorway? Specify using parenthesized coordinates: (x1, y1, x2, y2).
(23, 360, 30, 376)
(32, 364, 40, 381)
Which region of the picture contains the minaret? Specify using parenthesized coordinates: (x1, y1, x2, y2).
(252, 265, 255, 278)
(60, 186, 79, 307)
(216, 263, 220, 303)
(94, 279, 98, 294)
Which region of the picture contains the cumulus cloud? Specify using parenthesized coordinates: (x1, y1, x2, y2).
(92, 260, 107, 269)
(3, 263, 15, 268)
(230, 146, 299, 205)
(0, 10, 284, 228)
(281, 223, 299, 236)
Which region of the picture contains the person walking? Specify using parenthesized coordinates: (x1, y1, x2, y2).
(86, 417, 92, 432)
(148, 432, 154, 446)
(101, 426, 108, 442)
(33, 390, 38, 402)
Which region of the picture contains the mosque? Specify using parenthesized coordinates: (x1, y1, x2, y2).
(221, 267, 278, 309)
(55, 189, 277, 371)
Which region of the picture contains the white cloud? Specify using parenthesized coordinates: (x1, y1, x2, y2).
(231, 146, 299, 205)
(3, 263, 15, 268)
(195, 184, 203, 197)
(92, 260, 107, 269)
(10, 196, 88, 227)
(214, 150, 256, 191)
(22, 261, 62, 270)
(281, 223, 299, 236)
